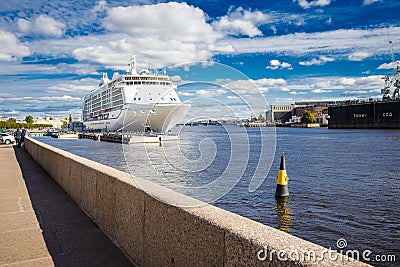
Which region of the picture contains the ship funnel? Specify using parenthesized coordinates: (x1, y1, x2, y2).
(100, 72, 109, 86)
(130, 55, 137, 75)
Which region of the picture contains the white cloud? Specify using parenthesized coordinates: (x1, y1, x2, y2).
(295, 0, 331, 9)
(15, 5, 400, 72)
(266, 59, 293, 70)
(377, 61, 400, 69)
(92, 0, 107, 13)
(311, 89, 332, 93)
(254, 78, 287, 87)
(212, 7, 271, 37)
(207, 44, 236, 53)
(0, 109, 18, 115)
(299, 56, 335, 66)
(218, 27, 400, 59)
(337, 76, 382, 88)
(54, 63, 99, 76)
(170, 75, 182, 82)
(289, 91, 307, 95)
(103, 2, 220, 43)
(73, 37, 213, 68)
(338, 77, 355, 86)
(342, 90, 370, 95)
(224, 78, 286, 95)
(363, 0, 382, 5)
(0, 93, 12, 97)
(178, 91, 195, 97)
(73, 2, 224, 67)
(0, 30, 31, 61)
(0, 95, 80, 104)
(196, 89, 210, 96)
(18, 15, 66, 38)
(45, 78, 97, 93)
(38, 95, 80, 102)
(310, 80, 333, 89)
(286, 75, 384, 97)
(17, 19, 31, 32)
(348, 51, 372, 61)
(195, 88, 226, 97)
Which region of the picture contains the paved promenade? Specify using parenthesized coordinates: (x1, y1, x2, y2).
(0, 144, 132, 266)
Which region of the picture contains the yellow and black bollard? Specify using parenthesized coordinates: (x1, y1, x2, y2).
(275, 152, 289, 198)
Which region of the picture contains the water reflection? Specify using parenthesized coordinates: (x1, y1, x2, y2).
(275, 197, 292, 233)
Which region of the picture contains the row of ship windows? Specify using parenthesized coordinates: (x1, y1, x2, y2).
(124, 76, 169, 81)
(87, 97, 122, 104)
(84, 101, 123, 110)
(86, 95, 123, 103)
(133, 97, 178, 101)
(122, 81, 171, 86)
(89, 89, 122, 99)
(91, 92, 121, 98)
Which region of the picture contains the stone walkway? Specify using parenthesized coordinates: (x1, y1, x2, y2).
(0, 144, 133, 266)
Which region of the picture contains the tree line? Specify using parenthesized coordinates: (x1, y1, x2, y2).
(0, 116, 53, 129)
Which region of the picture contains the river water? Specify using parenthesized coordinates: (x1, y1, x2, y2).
(34, 126, 400, 266)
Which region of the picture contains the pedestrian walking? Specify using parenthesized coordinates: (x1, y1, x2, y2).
(14, 129, 22, 147)
(20, 129, 26, 148)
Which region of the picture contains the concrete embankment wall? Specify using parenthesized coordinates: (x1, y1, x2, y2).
(24, 137, 370, 267)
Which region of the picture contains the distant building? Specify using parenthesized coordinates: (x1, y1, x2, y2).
(294, 106, 328, 117)
(289, 115, 302, 124)
(69, 121, 84, 131)
(269, 104, 296, 123)
(34, 117, 64, 129)
(295, 101, 338, 106)
(315, 114, 329, 126)
(267, 103, 330, 125)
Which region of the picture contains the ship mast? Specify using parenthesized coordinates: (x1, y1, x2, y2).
(130, 55, 137, 75)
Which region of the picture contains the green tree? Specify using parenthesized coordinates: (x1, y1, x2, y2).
(258, 113, 266, 122)
(25, 115, 34, 124)
(301, 110, 316, 123)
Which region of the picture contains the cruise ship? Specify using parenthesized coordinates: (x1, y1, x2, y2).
(83, 56, 189, 133)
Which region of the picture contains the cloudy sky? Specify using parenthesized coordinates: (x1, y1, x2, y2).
(0, 0, 400, 119)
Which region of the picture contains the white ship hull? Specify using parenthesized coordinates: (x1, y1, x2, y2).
(148, 104, 190, 132)
(84, 103, 189, 133)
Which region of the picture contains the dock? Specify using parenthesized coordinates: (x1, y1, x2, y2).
(0, 144, 132, 266)
(57, 133, 79, 139)
(78, 132, 180, 144)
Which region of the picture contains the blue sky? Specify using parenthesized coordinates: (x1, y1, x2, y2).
(0, 0, 400, 119)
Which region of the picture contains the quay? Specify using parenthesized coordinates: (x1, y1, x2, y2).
(0, 144, 131, 266)
(78, 132, 180, 144)
(0, 138, 371, 266)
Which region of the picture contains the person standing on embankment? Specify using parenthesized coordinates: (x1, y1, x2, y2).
(14, 128, 22, 147)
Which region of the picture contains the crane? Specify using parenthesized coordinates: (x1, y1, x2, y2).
(382, 41, 400, 100)
(390, 41, 400, 100)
